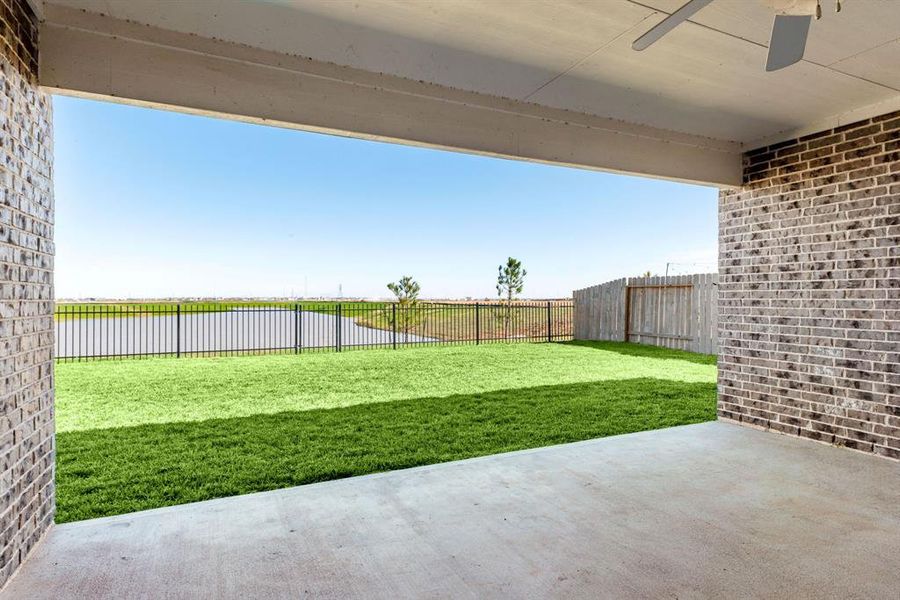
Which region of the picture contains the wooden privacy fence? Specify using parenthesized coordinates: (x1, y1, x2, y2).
(573, 273, 718, 354)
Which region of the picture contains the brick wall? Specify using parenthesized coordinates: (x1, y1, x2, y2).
(719, 111, 899, 460)
(0, 0, 55, 589)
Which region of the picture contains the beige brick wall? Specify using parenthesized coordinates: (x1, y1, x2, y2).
(719, 111, 899, 460)
(0, 0, 55, 589)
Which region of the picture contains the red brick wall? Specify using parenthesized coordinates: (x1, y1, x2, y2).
(0, 0, 55, 589)
(719, 111, 899, 460)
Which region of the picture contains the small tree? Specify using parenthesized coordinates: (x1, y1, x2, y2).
(387, 276, 421, 340)
(496, 257, 526, 338)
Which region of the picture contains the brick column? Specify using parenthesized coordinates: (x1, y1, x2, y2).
(0, 0, 55, 588)
(719, 111, 899, 460)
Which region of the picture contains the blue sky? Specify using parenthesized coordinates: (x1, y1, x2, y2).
(54, 96, 718, 300)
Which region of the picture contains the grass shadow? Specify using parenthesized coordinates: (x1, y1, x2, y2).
(56, 377, 716, 523)
(560, 340, 716, 366)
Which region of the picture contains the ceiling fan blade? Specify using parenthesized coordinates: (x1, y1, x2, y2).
(765, 14, 812, 71)
(632, 0, 714, 51)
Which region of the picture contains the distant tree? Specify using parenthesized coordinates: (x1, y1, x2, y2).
(496, 257, 526, 338)
(387, 276, 421, 340)
(642, 270, 653, 278)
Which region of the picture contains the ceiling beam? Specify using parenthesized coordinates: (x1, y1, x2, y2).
(39, 5, 742, 187)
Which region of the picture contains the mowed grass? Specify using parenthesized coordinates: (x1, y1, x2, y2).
(56, 341, 717, 523)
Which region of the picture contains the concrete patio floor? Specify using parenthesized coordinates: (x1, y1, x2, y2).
(3, 421, 898, 599)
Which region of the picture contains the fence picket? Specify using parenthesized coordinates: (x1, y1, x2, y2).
(574, 273, 717, 354)
(54, 301, 574, 360)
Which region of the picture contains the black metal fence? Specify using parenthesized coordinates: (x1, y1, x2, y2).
(54, 301, 574, 361)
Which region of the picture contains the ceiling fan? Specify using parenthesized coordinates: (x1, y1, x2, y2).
(632, 0, 842, 71)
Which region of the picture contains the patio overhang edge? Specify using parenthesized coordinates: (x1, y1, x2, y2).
(39, 5, 742, 188)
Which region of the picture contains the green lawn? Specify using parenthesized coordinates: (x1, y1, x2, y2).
(56, 341, 717, 523)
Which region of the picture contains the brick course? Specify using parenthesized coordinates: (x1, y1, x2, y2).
(719, 110, 899, 460)
(0, 0, 54, 589)
(0, 0, 37, 83)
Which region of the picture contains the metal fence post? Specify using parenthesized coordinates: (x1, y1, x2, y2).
(392, 303, 397, 349)
(475, 302, 480, 345)
(176, 304, 181, 358)
(294, 303, 300, 354)
(547, 301, 552, 342)
(336, 303, 342, 352)
(54, 299, 575, 361)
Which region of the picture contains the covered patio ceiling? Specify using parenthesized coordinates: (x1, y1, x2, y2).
(35, 0, 900, 186)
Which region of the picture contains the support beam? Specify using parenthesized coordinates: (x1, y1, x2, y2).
(39, 6, 741, 187)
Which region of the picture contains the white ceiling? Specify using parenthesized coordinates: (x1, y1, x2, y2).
(45, 0, 900, 145)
